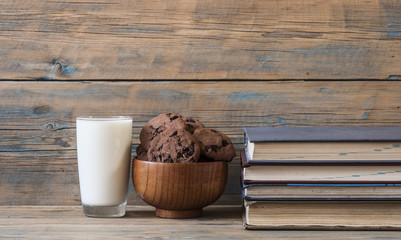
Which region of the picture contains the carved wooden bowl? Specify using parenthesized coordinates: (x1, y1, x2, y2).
(133, 159, 228, 219)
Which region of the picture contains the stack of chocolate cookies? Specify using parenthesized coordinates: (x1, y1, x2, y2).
(136, 113, 236, 163)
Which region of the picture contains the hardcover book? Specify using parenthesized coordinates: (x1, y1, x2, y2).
(243, 200, 401, 230)
(242, 182, 401, 201)
(243, 126, 401, 164)
(240, 150, 401, 184)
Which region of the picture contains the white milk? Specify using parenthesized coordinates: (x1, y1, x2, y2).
(76, 117, 132, 206)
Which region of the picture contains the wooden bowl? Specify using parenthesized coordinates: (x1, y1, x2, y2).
(133, 159, 228, 219)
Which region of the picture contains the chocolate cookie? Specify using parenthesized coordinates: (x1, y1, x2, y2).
(193, 128, 236, 162)
(147, 129, 200, 163)
(183, 117, 205, 134)
(139, 112, 188, 150)
(135, 144, 147, 161)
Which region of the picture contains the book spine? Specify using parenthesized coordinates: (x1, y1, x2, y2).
(243, 129, 247, 147)
(241, 149, 253, 167)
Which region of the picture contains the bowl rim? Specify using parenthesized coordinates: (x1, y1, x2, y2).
(133, 158, 228, 166)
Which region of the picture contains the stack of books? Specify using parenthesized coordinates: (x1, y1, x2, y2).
(241, 126, 401, 230)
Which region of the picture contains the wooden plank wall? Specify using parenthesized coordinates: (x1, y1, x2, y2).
(1, 0, 401, 80)
(1, 0, 401, 205)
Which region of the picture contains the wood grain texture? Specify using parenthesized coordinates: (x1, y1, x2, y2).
(1, 80, 401, 205)
(0, 0, 400, 80)
(133, 159, 227, 218)
(2, 205, 401, 239)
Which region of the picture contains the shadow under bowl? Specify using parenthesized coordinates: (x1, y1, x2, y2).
(133, 159, 228, 219)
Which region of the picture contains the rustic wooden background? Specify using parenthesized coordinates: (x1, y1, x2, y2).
(1, 0, 401, 205)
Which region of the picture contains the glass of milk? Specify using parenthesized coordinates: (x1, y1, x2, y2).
(76, 116, 132, 217)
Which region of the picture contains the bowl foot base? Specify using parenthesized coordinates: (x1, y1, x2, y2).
(156, 208, 202, 219)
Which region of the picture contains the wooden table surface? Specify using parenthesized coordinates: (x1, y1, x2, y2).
(1, 205, 401, 239)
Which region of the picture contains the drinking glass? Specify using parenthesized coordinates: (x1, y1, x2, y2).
(76, 116, 132, 217)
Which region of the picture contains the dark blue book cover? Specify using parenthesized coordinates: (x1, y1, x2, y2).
(243, 126, 401, 164)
